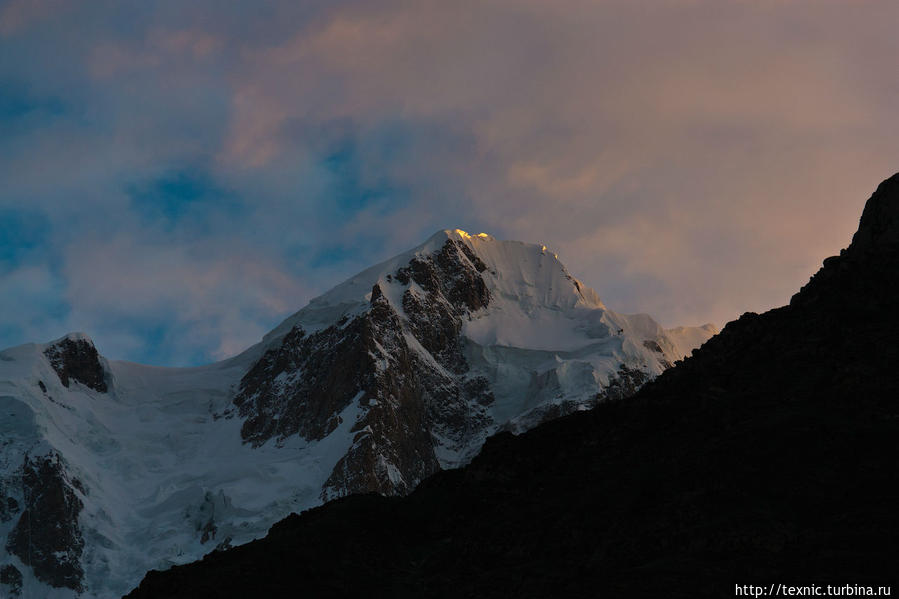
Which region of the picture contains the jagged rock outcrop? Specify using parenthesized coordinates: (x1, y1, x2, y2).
(42, 335, 107, 392)
(317, 289, 441, 498)
(0, 564, 23, 597)
(125, 173, 899, 599)
(234, 319, 382, 446)
(235, 239, 497, 499)
(5, 453, 84, 592)
(0, 483, 20, 524)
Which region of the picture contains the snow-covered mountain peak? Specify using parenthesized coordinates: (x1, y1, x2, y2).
(423, 228, 493, 247)
(266, 229, 604, 347)
(242, 228, 713, 451)
(0, 228, 716, 599)
(457, 233, 604, 312)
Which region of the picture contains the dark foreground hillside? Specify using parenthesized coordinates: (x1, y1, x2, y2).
(127, 175, 899, 598)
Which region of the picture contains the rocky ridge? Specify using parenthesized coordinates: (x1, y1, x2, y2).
(5, 452, 85, 592)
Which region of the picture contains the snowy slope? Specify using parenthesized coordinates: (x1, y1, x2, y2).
(0, 230, 715, 598)
(0, 337, 366, 598)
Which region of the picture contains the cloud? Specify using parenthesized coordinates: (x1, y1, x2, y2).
(62, 233, 312, 364)
(1, 0, 897, 363)
(214, 0, 898, 324)
(89, 28, 222, 79)
(0, 264, 69, 343)
(0, 0, 67, 37)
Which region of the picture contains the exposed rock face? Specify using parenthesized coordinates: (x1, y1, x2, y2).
(0, 483, 20, 523)
(0, 564, 22, 597)
(396, 239, 490, 314)
(5, 453, 85, 592)
(234, 289, 440, 499)
(597, 365, 650, 401)
(234, 320, 376, 446)
(318, 289, 440, 498)
(43, 336, 107, 392)
(235, 239, 496, 499)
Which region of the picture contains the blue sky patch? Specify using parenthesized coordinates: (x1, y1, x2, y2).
(0, 81, 68, 137)
(127, 168, 244, 227)
(0, 208, 50, 263)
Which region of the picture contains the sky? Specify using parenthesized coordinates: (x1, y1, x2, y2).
(1, 0, 897, 366)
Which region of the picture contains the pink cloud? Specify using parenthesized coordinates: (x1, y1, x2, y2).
(62, 234, 313, 361)
(215, 0, 899, 328)
(0, 0, 67, 37)
(89, 28, 222, 79)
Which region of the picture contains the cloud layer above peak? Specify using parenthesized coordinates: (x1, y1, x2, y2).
(2, 0, 897, 365)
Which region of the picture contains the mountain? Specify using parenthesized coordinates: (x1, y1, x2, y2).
(124, 173, 899, 598)
(0, 231, 713, 598)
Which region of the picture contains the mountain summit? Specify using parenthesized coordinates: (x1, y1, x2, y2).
(0, 230, 713, 598)
(233, 228, 714, 498)
(126, 174, 899, 598)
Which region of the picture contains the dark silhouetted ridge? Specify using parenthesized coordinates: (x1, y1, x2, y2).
(126, 174, 899, 598)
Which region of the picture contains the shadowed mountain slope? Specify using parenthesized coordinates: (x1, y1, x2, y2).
(126, 174, 899, 598)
